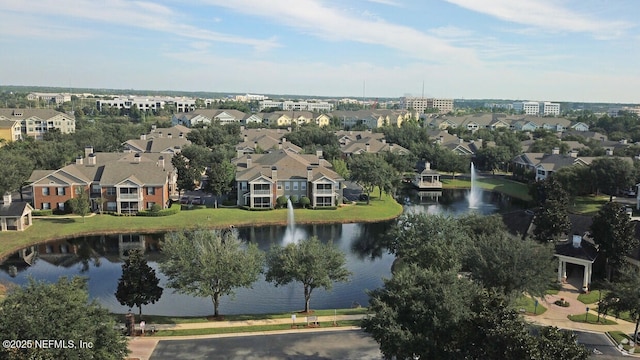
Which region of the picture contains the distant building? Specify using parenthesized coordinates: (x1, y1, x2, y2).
(0, 119, 22, 144)
(96, 96, 195, 113)
(0, 109, 75, 140)
(27, 92, 71, 104)
(258, 100, 333, 112)
(399, 97, 453, 114)
(513, 101, 560, 116)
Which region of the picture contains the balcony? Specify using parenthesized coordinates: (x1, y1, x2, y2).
(252, 190, 272, 196)
(314, 189, 334, 195)
(117, 193, 142, 201)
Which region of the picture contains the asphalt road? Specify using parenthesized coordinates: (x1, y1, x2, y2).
(150, 330, 383, 360)
(574, 330, 625, 358)
(149, 329, 624, 360)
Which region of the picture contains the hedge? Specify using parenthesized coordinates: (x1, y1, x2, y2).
(31, 209, 53, 216)
(137, 204, 182, 217)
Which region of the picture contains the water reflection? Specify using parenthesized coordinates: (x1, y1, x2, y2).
(0, 189, 526, 316)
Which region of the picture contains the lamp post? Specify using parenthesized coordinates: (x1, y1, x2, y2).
(534, 299, 539, 315)
(585, 307, 590, 322)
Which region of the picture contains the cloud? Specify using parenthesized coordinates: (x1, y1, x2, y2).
(365, 0, 403, 6)
(444, 0, 633, 39)
(0, 0, 279, 51)
(200, 0, 479, 65)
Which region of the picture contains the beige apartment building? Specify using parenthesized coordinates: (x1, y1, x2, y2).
(400, 97, 454, 114)
(0, 109, 75, 140)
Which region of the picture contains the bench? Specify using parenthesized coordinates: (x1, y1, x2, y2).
(306, 316, 319, 327)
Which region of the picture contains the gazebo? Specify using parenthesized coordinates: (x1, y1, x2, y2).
(0, 194, 33, 232)
(555, 234, 598, 293)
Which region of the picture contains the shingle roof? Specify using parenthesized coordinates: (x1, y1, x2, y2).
(0, 108, 74, 120)
(235, 149, 342, 183)
(0, 201, 32, 218)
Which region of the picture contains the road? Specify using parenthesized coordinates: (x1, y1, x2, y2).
(150, 329, 382, 360)
(148, 329, 624, 360)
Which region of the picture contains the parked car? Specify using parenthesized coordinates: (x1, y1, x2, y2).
(620, 188, 636, 197)
(191, 196, 202, 205)
(180, 196, 190, 204)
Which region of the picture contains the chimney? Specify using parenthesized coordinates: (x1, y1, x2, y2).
(389, 143, 395, 152)
(365, 143, 370, 152)
(271, 166, 277, 182)
(240, 125, 245, 131)
(278, 141, 283, 150)
(158, 155, 165, 168)
(316, 149, 323, 162)
(606, 148, 613, 156)
(459, 138, 464, 144)
(158, 131, 163, 138)
(134, 153, 141, 163)
(551, 147, 560, 155)
(151, 124, 157, 131)
(246, 155, 252, 168)
(425, 161, 431, 171)
(2, 193, 11, 205)
(75, 156, 83, 165)
(438, 135, 443, 144)
(572, 234, 581, 248)
(140, 134, 147, 140)
(179, 132, 184, 138)
(382, 139, 386, 144)
(569, 150, 578, 158)
(282, 137, 286, 143)
(87, 153, 96, 165)
(84, 146, 94, 157)
(307, 166, 313, 181)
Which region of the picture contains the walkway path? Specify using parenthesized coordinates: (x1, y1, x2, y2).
(128, 281, 640, 360)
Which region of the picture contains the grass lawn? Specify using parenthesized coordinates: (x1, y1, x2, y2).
(152, 320, 362, 337)
(569, 195, 610, 215)
(114, 307, 369, 325)
(577, 290, 605, 304)
(442, 177, 532, 201)
(515, 295, 547, 315)
(0, 194, 402, 259)
(567, 313, 617, 325)
(607, 331, 639, 353)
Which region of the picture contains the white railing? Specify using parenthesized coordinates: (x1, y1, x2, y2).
(118, 193, 142, 200)
(252, 190, 272, 195)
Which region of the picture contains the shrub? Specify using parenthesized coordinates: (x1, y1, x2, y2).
(137, 204, 181, 217)
(554, 298, 570, 307)
(289, 195, 299, 205)
(222, 199, 236, 206)
(276, 195, 288, 208)
(150, 203, 162, 213)
(31, 209, 53, 216)
(299, 196, 311, 209)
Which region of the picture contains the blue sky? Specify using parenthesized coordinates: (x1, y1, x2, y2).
(1, 0, 638, 103)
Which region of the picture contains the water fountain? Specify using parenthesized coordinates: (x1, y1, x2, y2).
(468, 163, 481, 209)
(283, 198, 298, 244)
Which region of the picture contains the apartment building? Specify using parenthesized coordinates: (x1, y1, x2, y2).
(258, 100, 334, 112)
(513, 101, 560, 116)
(0, 120, 22, 144)
(27, 92, 71, 104)
(400, 97, 454, 114)
(28, 149, 176, 214)
(0, 109, 75, 140)
(96, 96, 196, 113)
(235, 149, 343, 209)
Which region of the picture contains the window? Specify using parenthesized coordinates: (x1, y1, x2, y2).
(42, 187, 50, 196)
(42, 202, 50, 210)
(147, 202, 156, 209)
(106, 187, 116, 196)
(301, 182, 306, 190)
(285, 182, 290, 191)
(56, 187, 65, 196)
(293, 182, 298, 191)
(147, 187, 155, 195)
(57, 202, 65, 210)
(106, 202, 117, 211)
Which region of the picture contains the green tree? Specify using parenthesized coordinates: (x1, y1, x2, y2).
(590, 201, 637, 281)
(330, 158, 350, 180)
(590, 157, 635, 199)
(171, 152, 199, 195)
(203, 160, 235, 202)
(159, 228, 263, 318)
(115, 248, 163, 317)
(362, 265, 478, 360)
(530, 177, 571, 242)
(465, 229, 555, 298)
(349, 153, 397, 203)
(474, 146, 512, 173)
(69, 187, 91, 222)
(0, 150, 34, 198)
(0, 277, 129, 360)
(265, 236, 351, 313)
(299, 196, 310, 209)
(599, 266, 640, 343)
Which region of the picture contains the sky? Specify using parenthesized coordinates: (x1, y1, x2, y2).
(1, 0, 638, 103)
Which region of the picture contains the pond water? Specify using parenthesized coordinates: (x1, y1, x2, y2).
(0, 189, 527, 316)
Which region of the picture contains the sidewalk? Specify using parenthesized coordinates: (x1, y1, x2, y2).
(127, 314, 366, 360)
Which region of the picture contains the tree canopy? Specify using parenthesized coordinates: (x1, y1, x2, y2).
(159, 228, 263, 318)
(590, 201, 637, 281)
(265, 236, 351, 313)
(0, 277, 129, 360)
(115, 248, 163, 317)
(348, 153, 397, 203)
(530, 177, 571, 242)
